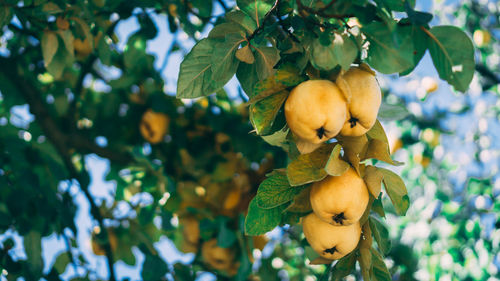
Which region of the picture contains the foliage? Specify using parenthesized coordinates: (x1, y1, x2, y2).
(0, 0, 496, 280)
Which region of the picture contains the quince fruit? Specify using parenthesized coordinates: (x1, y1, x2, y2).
(140, 109, 170, 144)
(201, 239, 236, 272)
(339, 66, 382, 136)
(302, 212, 361, 260)
(310, 167, 369, 226)
(285, 80, 348, 154)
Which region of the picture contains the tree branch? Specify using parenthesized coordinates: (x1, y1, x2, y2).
(0, 57, 118, 281)
(247, 0, 280, 42)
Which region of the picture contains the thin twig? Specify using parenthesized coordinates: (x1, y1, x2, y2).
(247, 0, 280, 41)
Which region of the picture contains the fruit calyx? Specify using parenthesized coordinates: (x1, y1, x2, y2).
(332, 212, 346, 225)
(316, 127, 326, 139)
(348, 117, 358, 128)
(324, 246, 337, 255)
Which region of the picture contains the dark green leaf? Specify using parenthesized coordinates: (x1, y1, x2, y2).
(236, 0, 275, 27)
(371, 248, 392, 281)
(311, 33, 358, 71)
(52, 252, 71, 274)
(363, 22, 416, 74)
(378, 103, 410, 121)
(24, 231, 43, 279)
(256, 170, 304, 209)
(379, 168, 410, 216)
(141, 253, 169, 280)
(369, 216, 391, 255)
(286, 143, 335, 186)
(211, 33, 245, 82)
(363, 165, 384, 197)
(250, 90, 288, 135)
(254, 45, 280, 80)
(177, 38, 219, 98)
(331, 251, 356, 280)
(245, 198, 288, 235)
(426, 25, 475, 92)
(225, 10, 258, 34)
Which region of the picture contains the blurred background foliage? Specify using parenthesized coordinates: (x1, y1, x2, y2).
(0, 0, 498, 280)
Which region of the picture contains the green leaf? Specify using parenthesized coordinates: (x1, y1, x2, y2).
(371, 248, 392, 281)
(372, 195, 386, 218)
(261, 126, 289, 148)
(236, 0, 275, 27)
(225, 10, 258, 34)
(53, 252, 71, 274)
(379, 168, 410, 216)
(191, 0, 213, 18)
(311, 33, 358, 71)
(256, 170, 304, 209)
(249, 90, 288, 135)
(56, 30, 75, 57)
(236, 45, 255, 64)
(363, 165, 384, 197)
(286, 143, 335, 186)
(254, 45, 280, 80)
(365, 139, 402, 165)
(377, 103, 410, 121)
(41, 31, 59, 67)
(286, 186, 312, 213)
(324, 144, 350, 176)
(380, 0, 415, 12)
(245, 198, 288, 235)
(249, 64, 306, 101)
(331, 251, 356, 280)
(177, 38, 219, 98)
(24, 231, 44, 279)
(364, 120, 403, 165)
(211, 33, 245, 82)
(369, 216, 391, 255)
(363, 22, 416, 74)
(237, 61, 260, 97)
(208, 22, 246, 39)
(426, 25, 475, 92)
(399, 24, 428, 76)
(217, 219, 237, 248)
(141, 253, 169, 280)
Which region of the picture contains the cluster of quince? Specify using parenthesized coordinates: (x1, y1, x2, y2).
(284, 65, 382, 261)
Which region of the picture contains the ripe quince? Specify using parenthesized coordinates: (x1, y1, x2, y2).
(339, 66, 382, 136)
(285, 80, 348, 154)
(310, 167, 369, 226)
(140, 109, 170, 144)
(201, 239, 236, 271)
(302, 212, 361, 260)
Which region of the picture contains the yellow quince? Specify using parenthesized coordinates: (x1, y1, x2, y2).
(285, 80, 348, 154)
(310, 167, 369, 226)
(302, 213, 361, 260)
(339, 66, 382, 136)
